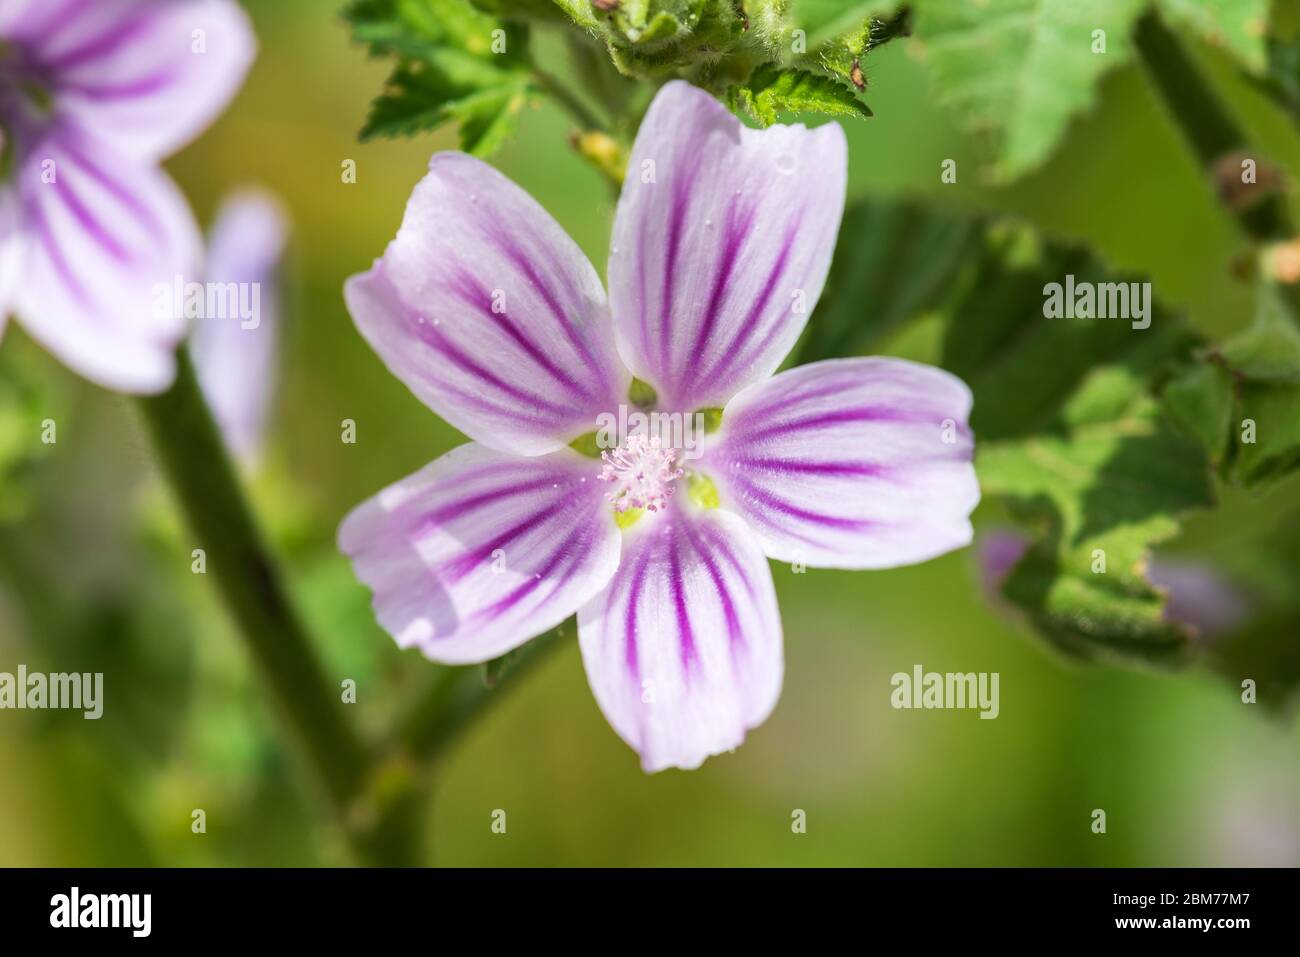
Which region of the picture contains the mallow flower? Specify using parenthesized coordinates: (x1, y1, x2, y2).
(190, 188, 289, 467)
(340, 81, 979, 771)
(0, 0, 253, 393)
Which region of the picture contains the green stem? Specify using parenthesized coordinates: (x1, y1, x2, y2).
(137, 349, 406, 862)
(392, 625, 566, 765)
(532, 64, 606, 132)
(1135, 11, 1292, 242)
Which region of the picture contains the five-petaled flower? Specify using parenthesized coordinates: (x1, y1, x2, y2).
(0, 0, 253, 393)
(340, 81, 980, 772)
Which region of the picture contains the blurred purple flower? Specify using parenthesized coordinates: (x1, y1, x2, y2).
(0, 0, 253, 392)
(339, 82, 980, 771)
(191, 189, 288, 467)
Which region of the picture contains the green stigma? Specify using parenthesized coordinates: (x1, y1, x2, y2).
(688, 473, 720, 510)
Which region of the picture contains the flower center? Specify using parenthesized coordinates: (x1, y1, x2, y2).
(598, 433, 683, 514)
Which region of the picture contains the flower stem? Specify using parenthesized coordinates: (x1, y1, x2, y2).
(532, 65, 606, 132)
(137, 349, 411, 863)
(1134, 11, 1293, 243)
(391, 624, 567, 764)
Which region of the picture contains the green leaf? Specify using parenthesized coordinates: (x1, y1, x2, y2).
(786, 1, 903, 44)
(914, 0, 1145, 180)
(0, 335, 59, 525)
(347, 0, 532, 155)
(933, 220, 1215, 660)
(797, 197, 979, 362)
(1155, 0, 1269, 73)
(980, 380, 1215, 665)
(727, 64, 872, 125)
(1205, 285, 1300, 485)
(1161, 360, 1233, 463)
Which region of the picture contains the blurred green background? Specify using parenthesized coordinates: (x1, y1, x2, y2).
(1, 0, 1298, 866)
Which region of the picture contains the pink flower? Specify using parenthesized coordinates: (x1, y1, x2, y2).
(340, 82, 979, 771)
(0, 0, 254, 393)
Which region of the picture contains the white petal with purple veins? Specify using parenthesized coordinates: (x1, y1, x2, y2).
(701, 357, 980, 569)
(191, 189, 289, 466)
(578, 503, 783, 772)
(29, 0, 255, 162)
(339, 443, 621, 664)
(608, 81, 847, 413)
(13, 131, 201, 393)
(344, 153, 629, 456)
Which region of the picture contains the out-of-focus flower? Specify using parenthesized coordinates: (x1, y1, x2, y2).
(0, 0, 254, 392)
(190, 189, 288, 467)
(339, 81, 979, 772)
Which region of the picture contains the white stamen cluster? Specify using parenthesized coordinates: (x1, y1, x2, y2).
(598, 433, 683, 513)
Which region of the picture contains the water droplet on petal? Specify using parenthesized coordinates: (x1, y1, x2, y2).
(775, 154, 797, 174)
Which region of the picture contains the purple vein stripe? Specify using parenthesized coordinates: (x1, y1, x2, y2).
(418, 476, 558, 530)
(620, 547, 653, 688)
(59, 137, 166, 245)
(447, 269, 591, 402)
(742, 407, 940, 444)
(692, 218, 798, 392)
(704, 525, 758, 603)
(730, 456, 894, 480)
(736, 476, 876, 532)
(684, 201, 754, 378)
(407, 303, 575, 418)
(44, 10, 153, 71)
(439, 507, 555, 586)
(478, 525, 591, 623)
(54, 175, 132, 264)
(26, 199, 93, 308)
(482, 222, 605, 378)
(667, 530, 697, 675)
(685, 520, 745, 656)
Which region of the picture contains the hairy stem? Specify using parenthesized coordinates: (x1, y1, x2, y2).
(137, 349, 411, 863)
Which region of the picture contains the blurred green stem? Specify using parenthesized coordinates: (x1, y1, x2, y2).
(390, 625, 566, 766)
(1135, 11, 1293, 242)
(532, 64, 605, 132)
(137, 350, 417, 865)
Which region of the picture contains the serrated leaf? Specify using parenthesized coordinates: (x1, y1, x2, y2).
(728, 64, 871, 125)
(915, 0, 1145, 180)
(980, 386, 1215, 664)
(1156, 0, 1269, 73)
(348, 0, 531, 155)
(932, 219, 1215, 659)
(1208, 285, 1300, 485)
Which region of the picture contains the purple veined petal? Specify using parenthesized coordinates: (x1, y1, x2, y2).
(339, 442, 622, 664)
(700, 357, 980, 569)
(32, 0, 255, 163)
(12, 128, 201, 393)
(190, 188, 289, 467)
(607, 81, 847, 413)
(344, 152, 629, 456)
(578, 502, 783, 772)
